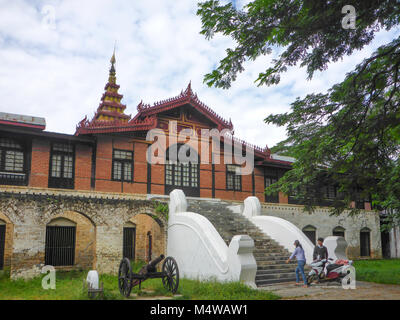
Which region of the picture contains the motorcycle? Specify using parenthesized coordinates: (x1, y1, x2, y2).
(306, 258, 353, 285)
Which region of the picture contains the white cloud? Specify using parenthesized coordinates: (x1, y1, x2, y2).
(0, 0, 397, 149)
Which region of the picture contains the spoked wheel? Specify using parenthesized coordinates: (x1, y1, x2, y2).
(306, 274, 317, 286)
(118, 257, 132, 297)
(162, 256, 179, 294)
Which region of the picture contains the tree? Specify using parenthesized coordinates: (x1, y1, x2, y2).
(197, 0, 400, 222)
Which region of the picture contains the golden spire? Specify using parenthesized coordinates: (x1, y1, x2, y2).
(109, 44, 116, 83)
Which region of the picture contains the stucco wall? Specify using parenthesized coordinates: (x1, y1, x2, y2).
(260, 203, 382, 259)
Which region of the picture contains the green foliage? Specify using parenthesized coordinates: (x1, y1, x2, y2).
(197, 0, 399, 88)
(353, 259, 400, 285)
(265, 38, 400, 219)
(0, 270, 280, 300)
(198, 0, 400, 222)
(155, 203, 169, 220)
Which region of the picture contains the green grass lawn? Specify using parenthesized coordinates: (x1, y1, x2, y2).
(0, 263, 279, 300)
(353, 259, 400, 285)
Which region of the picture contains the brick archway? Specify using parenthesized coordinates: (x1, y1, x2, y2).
(46, 211, 96, 269)
(124, 207, 167, 263)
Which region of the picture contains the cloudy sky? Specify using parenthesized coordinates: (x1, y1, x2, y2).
(0, 0, 398, 148)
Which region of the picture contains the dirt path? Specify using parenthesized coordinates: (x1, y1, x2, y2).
(260, 281, 400, 300)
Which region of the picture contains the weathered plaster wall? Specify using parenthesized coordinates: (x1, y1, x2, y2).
(260, 203, 382, 259)
(0, 187, 167, 279)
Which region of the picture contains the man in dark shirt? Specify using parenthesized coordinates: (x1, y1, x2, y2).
(313, 237, 328, 261)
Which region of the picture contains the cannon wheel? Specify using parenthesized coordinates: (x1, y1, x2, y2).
(162, 256, 179, 294)
(118, 257, 132, 297)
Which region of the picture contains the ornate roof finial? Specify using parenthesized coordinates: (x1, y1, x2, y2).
(109, 43, 116, 77)
(185, 81, 193, 97)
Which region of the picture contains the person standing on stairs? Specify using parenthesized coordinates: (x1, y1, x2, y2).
(286, 240, 308, 288)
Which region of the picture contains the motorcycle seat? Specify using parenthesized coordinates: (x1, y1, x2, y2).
(326, 264, 342, 273)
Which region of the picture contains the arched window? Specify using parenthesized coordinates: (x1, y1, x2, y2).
(333, 226, 346, 238)
(45, 218, 76, 266)
(123, 222, 136, 260)
(302, 225, 317, 244)
(165, 144, 199, 197)
(360, 227, 371, 257)
(0, 219, 5, 270)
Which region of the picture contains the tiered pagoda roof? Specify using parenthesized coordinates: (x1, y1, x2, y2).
(75, 51, 158, 135)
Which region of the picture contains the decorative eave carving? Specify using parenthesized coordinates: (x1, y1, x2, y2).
(136, 82, 234, 131)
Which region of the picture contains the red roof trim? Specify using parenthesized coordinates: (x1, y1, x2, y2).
(96, 110, 130, 119)
(75, 116, 157, 135)
(101, 92, 123, 101)
(98, 101, 127, 109)
(0, 119, 45, 130)
(136, 82, 233, 131)
(105, 83, 120, 90)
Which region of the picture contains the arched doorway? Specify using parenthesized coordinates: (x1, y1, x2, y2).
(302, 225, 317, 244)
(333, 226, 345, 238)
(129, 213, 165, 263)
(123, 222, 136, 260)
(0, 219, 5, 270)
(45, 218, 76, 266)
(165, 144, 200, 197)
(360, 227, 371, 257)
(44, 211, 96, 269)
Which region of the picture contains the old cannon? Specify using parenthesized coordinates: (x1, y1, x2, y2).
(118, 254, 179, 297)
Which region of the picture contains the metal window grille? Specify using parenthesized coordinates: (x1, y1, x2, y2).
(45, 226, 76, 266)
(226, 165, 241, 191)
(360, 230, 371, 256)
(165, 145, 200, 197)
(302, 226, 317, 244)
(0, 225, 5, 270)
(147, 232, 152, 262)
(112, 149, 133, 182)
(333, 231, 345, 238)
(123, 227, 136, 260)
(49, 143, 75, 189)
(265, 176, 279, 203)
(0, 137, 27, 186)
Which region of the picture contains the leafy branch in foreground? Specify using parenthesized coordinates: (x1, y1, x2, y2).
(265, 38, 400, 220)
(197, 0, 399, 88)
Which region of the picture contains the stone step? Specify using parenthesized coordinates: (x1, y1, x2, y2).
(256, 268, 296, 275)
(255, 255, 291, 261)
(253, 250, 289, 256)
(258, 263, 296, 269)
(187, 199, 302, 288)
(255, 256, 297, 265)
(256, 277, 298, 286)
(256, 272, 295, 280)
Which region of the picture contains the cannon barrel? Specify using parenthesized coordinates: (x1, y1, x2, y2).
(146, 254, 165, 272)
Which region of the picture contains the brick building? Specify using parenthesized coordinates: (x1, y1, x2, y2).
(0, 53, 381, 278)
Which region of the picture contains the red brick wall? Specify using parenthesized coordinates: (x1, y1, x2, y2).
(75, 144, 92, 191)
(22, 134, 372, 209)
(94, 137, 149, 194)
(29, 139, 50, 188)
